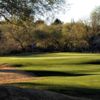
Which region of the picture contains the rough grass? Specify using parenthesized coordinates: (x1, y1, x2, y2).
(0, 53, 100, 99)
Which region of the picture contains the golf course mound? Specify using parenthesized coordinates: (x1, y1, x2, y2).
(0, 86, 89, 100)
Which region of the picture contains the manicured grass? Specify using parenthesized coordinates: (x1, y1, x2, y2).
(0, 53, 100, 99)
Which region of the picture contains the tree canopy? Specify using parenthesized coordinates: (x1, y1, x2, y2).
(0, 0, 65, 21)
(91, 6, 100, 32)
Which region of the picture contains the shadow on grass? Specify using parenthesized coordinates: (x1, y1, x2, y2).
(25, 70, 92, 77)
(7, 59, 100, 68)
(60, 60, 100, 65)
(81, 60, 100, 65)
(0, 52, 49, 57)
(7, 82, 100, 100)
(61, 60, 100, 65)
(0, 69, 93, 77)
(12, 64, 24, 67)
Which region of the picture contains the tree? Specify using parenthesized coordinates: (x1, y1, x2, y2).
(0, 0, 65, 22)
(0, 24, 16, 54)
(91, 6, 100, 33)
(87, 6, 100, 51)
(0, 0, 66, 52)
(62, 21, 89, 51)
(47, 24, 63, 50)
(52, 19, 62, 25)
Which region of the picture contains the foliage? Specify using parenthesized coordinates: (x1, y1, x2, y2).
(0, 6, 100, 54)
(0, 0, 65, 22)
(91, 6, 100, 33)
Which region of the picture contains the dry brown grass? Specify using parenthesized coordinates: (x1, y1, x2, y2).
(0, 65, 34, 84)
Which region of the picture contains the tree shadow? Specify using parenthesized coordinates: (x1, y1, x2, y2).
(0, 69, 93, 77)
(60, 60, 100, 65)
(12, 64, 24, 67)
(48, 86, 100, 100)
(81, 60, 100, 65)
(6, 82, 100, 100)
(25, 70, 93, 77)
(0, 52, 49, 57)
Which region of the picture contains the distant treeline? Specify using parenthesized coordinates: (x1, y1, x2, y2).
(0, 7, 100, 55)
(0, 1, 100, 55)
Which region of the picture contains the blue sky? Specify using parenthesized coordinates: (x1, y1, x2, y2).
(57, 0, 100, 22)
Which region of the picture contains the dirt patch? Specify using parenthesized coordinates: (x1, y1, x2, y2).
(0, 65, 34, 84)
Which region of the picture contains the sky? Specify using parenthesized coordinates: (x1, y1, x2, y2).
(57, 0, 100, 23)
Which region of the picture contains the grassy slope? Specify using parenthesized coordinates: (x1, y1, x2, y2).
(0, 53, 100, 99)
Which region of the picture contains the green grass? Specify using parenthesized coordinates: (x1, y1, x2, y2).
(0, 53, 100, 98)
